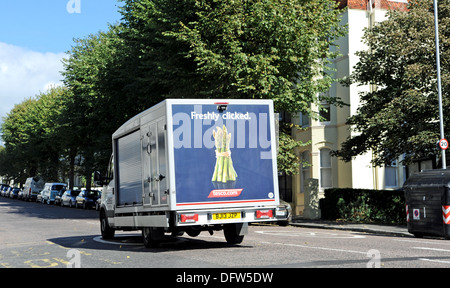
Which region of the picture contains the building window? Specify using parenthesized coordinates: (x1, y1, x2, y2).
(320, 148, 332, 189)
(319, 102, 331, 123)
(385, 162, 398, 188)
(385, 160, 407, 188)
(278, 172, 293, 202)
(301, 151, 311, 193)
(299, 112, 310, 128)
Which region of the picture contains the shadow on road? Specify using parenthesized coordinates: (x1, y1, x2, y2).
(47, 232, 253, 253)
(0, 196, 98, 220)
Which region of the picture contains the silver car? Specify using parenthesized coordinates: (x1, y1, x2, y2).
(60, 190, 81, 207)
(275, 200, 292, 226)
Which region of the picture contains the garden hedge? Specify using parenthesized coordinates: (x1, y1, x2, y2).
(319, 188, 406, 225)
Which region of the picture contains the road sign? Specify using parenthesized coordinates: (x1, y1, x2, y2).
(439, 138, 449, 150)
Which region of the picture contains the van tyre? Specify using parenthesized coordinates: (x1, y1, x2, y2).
(224, 224, 244, 245)
(100, 210, 115, 239)
(142, 227, 162, 248)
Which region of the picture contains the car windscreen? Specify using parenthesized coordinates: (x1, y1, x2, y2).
(71, 190, 81, 196)
(52, 185, 66, 191)
(85, 191, 99, 198)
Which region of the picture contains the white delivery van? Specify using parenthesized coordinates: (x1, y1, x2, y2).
(96, 99, 279, 247)
(22, 177, 45, 201)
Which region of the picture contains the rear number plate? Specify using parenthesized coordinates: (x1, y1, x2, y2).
(212, 212, 241, 220)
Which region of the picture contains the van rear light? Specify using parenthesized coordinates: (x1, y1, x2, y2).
(180, 214, 198, 223)
(256, 210, 273, 219)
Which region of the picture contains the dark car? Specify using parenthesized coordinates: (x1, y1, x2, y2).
(9, 187, 21, 199)
(75, 190, 100, 209)
(1, 186, 11, 197)
(60, 190, 81, 208)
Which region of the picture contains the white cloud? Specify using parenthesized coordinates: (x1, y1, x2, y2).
(0, 42, 66, 121)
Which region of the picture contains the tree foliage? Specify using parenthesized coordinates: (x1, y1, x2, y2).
(119, 0, 346, 174)
(0, 86, 66, 183)
(120, 0, 346, 114)
(1, 0, 346, 183)
(332, 0, 450, 166)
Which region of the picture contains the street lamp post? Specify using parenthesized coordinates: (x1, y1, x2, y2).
(434, 0, 446, 169)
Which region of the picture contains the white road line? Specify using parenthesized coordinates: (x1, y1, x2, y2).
(255, 230, 366, 239)
(412, 247, 450, 265)
(394, 238, 450, 246)
(413, 247, 450, 253)
(419, 258, 450, 265)
(261, 241, 367, 255)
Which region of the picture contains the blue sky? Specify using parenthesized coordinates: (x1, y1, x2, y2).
(0, 0, 123, 128)
(0, 0, 122, 53)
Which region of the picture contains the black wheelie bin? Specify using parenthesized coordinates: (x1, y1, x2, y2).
(403, 169, 450, 238)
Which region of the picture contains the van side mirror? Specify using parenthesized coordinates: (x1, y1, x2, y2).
(94, 171, 102, 182)
(94, 171, 112, 186)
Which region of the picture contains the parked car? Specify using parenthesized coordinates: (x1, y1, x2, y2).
(9, 187, 21, 199)
(1, 186, 11, 197)
(36, 191, 43, 203)
(275, 200, 292, 226)
(60, 190, 81, 207)
(95, 191, 102, 211)
(0, 184, 8, 193)
(54, 190, 65, 206)
(41, 183, 67, 205)
(75, 190, 100, 209)
(18, 189, 24, 200)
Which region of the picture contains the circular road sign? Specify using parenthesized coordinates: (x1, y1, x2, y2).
(439, 138, 449, 150)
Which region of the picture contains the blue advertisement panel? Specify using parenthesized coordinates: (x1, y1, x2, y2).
(172, 103, 276, 206)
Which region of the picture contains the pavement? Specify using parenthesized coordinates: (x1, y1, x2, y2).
(290, 217, 411, 237)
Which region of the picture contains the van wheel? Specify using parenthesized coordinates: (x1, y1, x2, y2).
(100, 210, 115, 239)
(224, 224, 244, 245)
(142, 227, 162, 248)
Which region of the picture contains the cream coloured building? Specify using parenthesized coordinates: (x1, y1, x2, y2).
(287, 0, 410, 218)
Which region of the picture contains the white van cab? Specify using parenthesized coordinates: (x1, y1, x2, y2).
(41, 183, 67, 204)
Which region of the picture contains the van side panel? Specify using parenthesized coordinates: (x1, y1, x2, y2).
(116, 129, 143, 206)
(171, 102, 278, 208)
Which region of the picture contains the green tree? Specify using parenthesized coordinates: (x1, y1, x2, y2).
(119, 0, 346, 174)
(0, 86, 67, 183)
(332, 0, 450, 166)
(61, 26, 134, 188)
(1, 98, 38, 183)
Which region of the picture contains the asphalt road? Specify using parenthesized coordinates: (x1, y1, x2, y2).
(2, 196, 450, 270)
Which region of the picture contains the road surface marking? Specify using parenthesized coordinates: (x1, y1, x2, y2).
(255, 230, 365, 239)
(261, 241, 367, 255)
(419, 258, 450, 265)
(413, 247, 450, 253)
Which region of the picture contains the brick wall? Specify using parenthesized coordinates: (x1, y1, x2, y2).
(336, 0, 409, 12)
